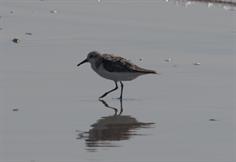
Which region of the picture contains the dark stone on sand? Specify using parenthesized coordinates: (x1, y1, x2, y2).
(12, 108, 19, 112)
(12, 38, 20, 43)
(209, 119, 217, 121)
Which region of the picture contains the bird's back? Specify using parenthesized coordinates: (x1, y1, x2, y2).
(102, 54, 157, 74)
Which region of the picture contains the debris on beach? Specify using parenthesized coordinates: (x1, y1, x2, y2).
(208, 2, 214, 7)
(164, 57, 172, 62)
(193, 62, 201, 65)
(165, 0, 236, 11)
(185, 1, 193, 7)
(25, 32, 32, 36)
(50, 10, 57, 14)
(223, 5, 235, 10)
(12, 38, 20, 43)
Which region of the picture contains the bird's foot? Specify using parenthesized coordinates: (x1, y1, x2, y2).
(112, 97, 123, 100)
(99, 93, 107, 99)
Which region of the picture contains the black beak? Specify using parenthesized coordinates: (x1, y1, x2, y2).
(77, 59, 88, 67)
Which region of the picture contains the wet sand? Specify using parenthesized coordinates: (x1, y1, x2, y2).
(0, 0, 235, 162)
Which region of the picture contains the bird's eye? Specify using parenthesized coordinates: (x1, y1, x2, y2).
(90, 54, 96, 58)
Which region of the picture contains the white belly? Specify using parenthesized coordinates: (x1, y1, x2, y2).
(93, 65, 141, 81)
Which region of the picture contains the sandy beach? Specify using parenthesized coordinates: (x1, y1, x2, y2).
(0, 0, 235, 162)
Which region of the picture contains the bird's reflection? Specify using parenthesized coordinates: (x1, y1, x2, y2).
(76, 99, 155, 151)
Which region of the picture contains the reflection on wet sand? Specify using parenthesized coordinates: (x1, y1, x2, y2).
(77, 99, 154, 151)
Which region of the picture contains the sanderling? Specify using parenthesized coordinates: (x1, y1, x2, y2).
(77, 51, 157, 99)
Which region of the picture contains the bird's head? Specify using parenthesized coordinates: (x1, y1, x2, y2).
(77, 51, 101, 67)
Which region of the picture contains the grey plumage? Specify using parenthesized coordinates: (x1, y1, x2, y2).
(77, 51, 157, 99)
(102, 54, 157, 74)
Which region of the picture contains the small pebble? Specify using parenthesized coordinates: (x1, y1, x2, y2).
(10, 11, 14, 14)
(12, 108, 19, 112)
(209, 119, 217, 121)
(50, 10, 57, 14)
(139, 58, 142, 61)
(12, 38, 20, 43)
(193, 62, 200, 66)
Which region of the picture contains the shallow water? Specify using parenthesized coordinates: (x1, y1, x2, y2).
(0, 0, 235, 162)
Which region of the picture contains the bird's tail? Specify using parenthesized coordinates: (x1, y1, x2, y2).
(138, 68, 158, 74)
(144, 70, 158, 74)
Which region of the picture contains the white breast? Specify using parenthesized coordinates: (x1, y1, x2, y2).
(92, 64, 141, 81)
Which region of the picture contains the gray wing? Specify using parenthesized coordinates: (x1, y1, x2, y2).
(102, 54, 155, 73)
(102, 54, 133, 72)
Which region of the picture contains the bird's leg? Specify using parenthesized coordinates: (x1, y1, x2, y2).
(118, 97, 123, 115)
(99, 81, 118, 99)
(98, 99, 118, 116)
(119, 81, 124, 99)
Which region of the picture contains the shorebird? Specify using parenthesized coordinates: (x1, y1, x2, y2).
(77, 51, 157, 99)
